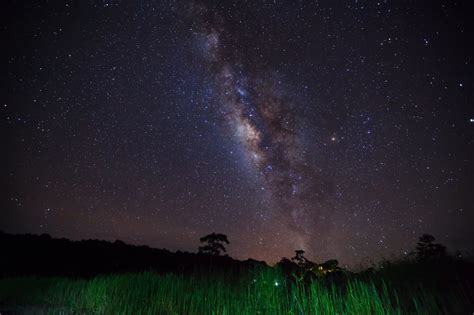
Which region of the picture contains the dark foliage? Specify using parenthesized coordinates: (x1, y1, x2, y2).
(414, 234, 448, 262)
(291, 249, 307, 267)
(275, 257, 299, 275)
(0, 231, 265, 278)
(198, 232, 229, 256)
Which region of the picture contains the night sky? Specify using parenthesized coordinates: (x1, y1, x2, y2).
(1, 0, 473, 266)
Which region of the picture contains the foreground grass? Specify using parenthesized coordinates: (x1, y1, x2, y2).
(0, 268, 472, 314)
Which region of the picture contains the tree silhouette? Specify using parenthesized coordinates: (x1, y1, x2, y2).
(415, 234, 447, 261)
(276, 257, 299, 275)
(291, 249, 315, 269)
(198, 232, 229, 256)
(291, 250, 306, 267)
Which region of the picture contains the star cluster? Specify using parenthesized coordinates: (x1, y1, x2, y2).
(1, 0, 473, 265)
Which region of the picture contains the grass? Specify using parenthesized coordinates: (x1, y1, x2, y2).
(0, 267, 472, 314)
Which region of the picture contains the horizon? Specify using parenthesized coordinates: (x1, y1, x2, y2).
(3, 229, 471, 270)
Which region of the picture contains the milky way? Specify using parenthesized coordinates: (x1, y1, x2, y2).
(188, 2, 330, 250)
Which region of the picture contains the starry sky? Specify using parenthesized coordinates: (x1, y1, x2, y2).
(1, 0, 473, 266)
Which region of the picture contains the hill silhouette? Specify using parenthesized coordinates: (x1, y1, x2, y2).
(0, 231, 266, 278)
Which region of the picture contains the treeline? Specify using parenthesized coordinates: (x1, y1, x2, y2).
(2, 230, 473, 285)
(0, 231, 265, 278)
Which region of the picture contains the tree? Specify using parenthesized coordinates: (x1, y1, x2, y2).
(291, 249, 315, 269)
(415, 234, 447, 261)
(291, 249, 307, 267)
(198, 232, 229, 256)
(276, 257, 299, 275)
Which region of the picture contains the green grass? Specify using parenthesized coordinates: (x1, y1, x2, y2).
(0, 267, 472, 314)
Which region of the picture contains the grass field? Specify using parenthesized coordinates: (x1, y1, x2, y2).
(1, 266, 472, 314)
